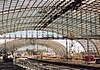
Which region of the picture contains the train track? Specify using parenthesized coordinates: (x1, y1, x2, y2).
(15, 58, 100, 70)
(28, 58, 100, 70)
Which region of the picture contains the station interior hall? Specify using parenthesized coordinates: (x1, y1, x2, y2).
(0, 0, 100, 70)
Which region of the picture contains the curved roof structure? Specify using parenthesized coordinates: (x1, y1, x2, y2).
(91, 39, 100, 52)
(0, 39, 66, 56)
(78, 39, 99, 55)
(0, 0, 99, 56)
(0, 0, 99, 39)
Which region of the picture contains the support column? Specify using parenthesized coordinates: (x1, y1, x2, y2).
(4, 36, 7, 56)
(66, 38, 68, 61)
(87, 38, 89, 55)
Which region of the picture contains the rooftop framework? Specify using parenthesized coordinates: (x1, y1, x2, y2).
(0, 0, 100, 56)
(0, 0, 99, 38)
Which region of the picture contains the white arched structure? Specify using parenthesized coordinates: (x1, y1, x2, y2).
(0, 39, 66, 56)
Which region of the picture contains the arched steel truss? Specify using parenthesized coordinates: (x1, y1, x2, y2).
(0, 0, 99, 56)
(78, 39, 99, 56)
(0, 0, 99, 39)
(0, 38, 99, 56)
(0, 39, 66, 56)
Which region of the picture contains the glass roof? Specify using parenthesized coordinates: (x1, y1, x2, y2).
(0, 0, 99, 39)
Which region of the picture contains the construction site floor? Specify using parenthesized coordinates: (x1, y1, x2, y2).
(0, 62, 26, 70)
